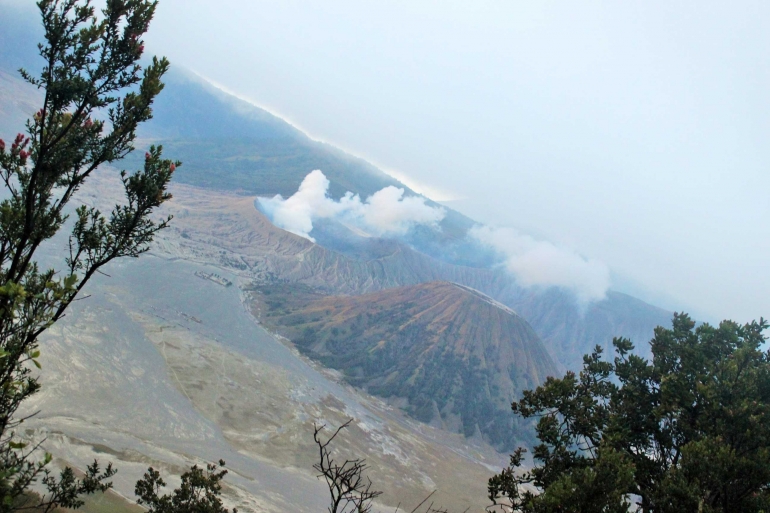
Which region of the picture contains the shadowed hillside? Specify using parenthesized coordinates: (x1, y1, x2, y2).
(146, 183, 671, 372)
(130, 69, 419, 200)
(502, 287, 672, 369)
(253, 281, 559, 450)
(0, 7, 673, 374)
(125, 67, 480, 257)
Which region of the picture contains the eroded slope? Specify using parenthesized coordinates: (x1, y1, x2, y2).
(253, 281, 559, 450)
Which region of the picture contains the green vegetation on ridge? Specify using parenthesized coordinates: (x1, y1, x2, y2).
(252, 281, 559, 450)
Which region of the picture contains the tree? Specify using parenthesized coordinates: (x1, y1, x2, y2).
(488, 313, 770, 513)
(0, 0, 176, 509)
(135, 460, 237, 513)
(313, 420, 383, 513)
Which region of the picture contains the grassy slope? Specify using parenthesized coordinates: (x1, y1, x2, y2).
(253, 281, 558, 450)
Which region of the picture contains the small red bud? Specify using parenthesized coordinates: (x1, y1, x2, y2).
(169, 163, 176, 172)
(145, 152, 151, 160)
(0, 139, 5, 152)
(138, 44, 144, 53)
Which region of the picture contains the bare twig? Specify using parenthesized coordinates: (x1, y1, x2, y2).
(410, 490, 436, 513)
(313, 419, 383, 513)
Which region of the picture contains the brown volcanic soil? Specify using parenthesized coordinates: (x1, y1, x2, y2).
(254, 281, 559, 450)
(144, 181, 669, 373)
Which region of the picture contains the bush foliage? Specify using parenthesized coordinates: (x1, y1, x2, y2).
(489, 313, 770, 513)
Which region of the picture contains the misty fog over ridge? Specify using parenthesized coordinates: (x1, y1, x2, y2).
(166, 67, 688, 314)
(0, 1, 677, 462)
(132, 0, 769, 323)
(256, 170, 612, 303)
(0, 0, 698, 319)
(1, 0, 765, 323)
(257, 170, 447, 241)
(178, 70, 718, 321)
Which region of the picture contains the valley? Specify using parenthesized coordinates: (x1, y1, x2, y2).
(27, 247, 501, 512)
(0, 31, 675, 510)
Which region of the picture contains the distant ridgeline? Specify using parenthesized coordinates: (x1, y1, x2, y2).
(124, 67, 485, 265)
(126, 67, 672, 370)
(0, 10, 671, 410)
(132, 69, 415, 200)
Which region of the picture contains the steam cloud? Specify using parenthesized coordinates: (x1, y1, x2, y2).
(258, 170, 446, 241)
(470, 225, 611, 303)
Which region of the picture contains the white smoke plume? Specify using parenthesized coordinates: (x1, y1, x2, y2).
(470, 225, 611, 303)
(258, 170, 446, 241)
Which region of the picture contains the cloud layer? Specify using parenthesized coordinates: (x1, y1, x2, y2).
(258, 170, 446, 241)
(470, 225, 611, 303)
(259, 171, 607, 302)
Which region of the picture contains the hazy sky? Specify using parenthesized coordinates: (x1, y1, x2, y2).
(9, 1, 770, 322)
(149, 1, 769, 322)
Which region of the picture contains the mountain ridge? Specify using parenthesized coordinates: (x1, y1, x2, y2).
(253, 280, 559, 450)
(0, 17, 674, 371)
(138, 179, 671, 371)
(0, 7, 680, 509)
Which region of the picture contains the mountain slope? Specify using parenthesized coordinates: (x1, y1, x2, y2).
(145, 181, 671, 371)
(254, 281, 559, 450)
(503, 287, 672, 368)
(0, 9, 448, 214)
(0, 7, 673, 371)
(134, 68, 481, 248)
(27, 237, 501, 512)
(129, 68, 418, 200)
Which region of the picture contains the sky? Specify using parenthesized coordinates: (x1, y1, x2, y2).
(147, 1, 770, 322)
(5, 0, 770, 322)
